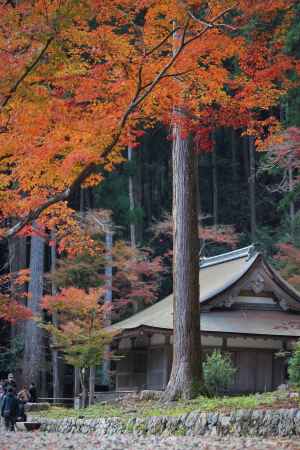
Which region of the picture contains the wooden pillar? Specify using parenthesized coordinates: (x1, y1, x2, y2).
(222, 337, 227, 352)
(130, 337, 136, 349)
(164, 335, 171, 388)
(146, 334, 152, 389)
(74, 367, 80, 397)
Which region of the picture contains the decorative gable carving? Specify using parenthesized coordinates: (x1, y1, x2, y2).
(206, 261, 300, 312)
(243, 270, 265, 294)
(250, 272, 265, 294)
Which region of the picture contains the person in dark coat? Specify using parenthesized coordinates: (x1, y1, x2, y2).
(3, 373, 17, 395)
(1, 387, 19, 431)
(29, 382, 37, 403)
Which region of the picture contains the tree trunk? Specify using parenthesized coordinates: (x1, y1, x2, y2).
(163, 117, 202, 401)
(50, 231, 62, 401)
(248, 136, 256, 242)
(128, 146, 136, 248)
(79, 368, 87, 408)
(23, 224, 45, 393)
(89, 367, 96, 406)
(8, 234, 27, 387)
(288, 161, 295, 240)
(230, 128, 238, 185)
(74, 367, 80, 398)
(135, 148, 143, 242)
(242, 134, 249, 182)
(212, 131, 218, 226)
(101, 227, 113, 387)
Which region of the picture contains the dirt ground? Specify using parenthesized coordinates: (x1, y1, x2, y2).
(1, 430, 300, 450)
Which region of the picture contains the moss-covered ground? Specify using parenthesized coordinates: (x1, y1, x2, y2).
(32, 390, 300, 420)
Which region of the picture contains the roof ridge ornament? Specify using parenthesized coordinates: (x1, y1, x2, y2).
(200, 245, 256, 268)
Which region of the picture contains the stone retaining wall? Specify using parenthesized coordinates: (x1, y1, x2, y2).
(37, 408, 300, 437)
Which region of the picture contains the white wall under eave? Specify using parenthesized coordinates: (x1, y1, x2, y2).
(227, 337, 282, 349)
(150, 334, 166, 345)
(201, 335, 223, 347)
(119, 333, 297, 350)
(118, 338, 131, 350)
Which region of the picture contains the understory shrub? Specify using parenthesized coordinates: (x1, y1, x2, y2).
(203, 350, 237, 396)
(288, 341, 300, 385)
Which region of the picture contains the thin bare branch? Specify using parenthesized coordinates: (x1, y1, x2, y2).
(145, 26, 180, 57)
(187, 8, 237, 32)
(0, 36, 54, 110)
(140, 69, 193, 91)
(184, 7, 234, 46)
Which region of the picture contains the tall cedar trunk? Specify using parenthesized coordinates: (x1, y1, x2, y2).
(163, 119, 202, 401)
(8, 236, 27, 305)
(136, 149, 143, 242)
(101, 228, 113, 386)
(143, 136, 152, 228)
(280, 104, 295, 238)
(288, 161, 295, 239)
(128, 148, 141, 312)
(128, 146, 137, 248)
(230, 128, 238, 185)
(74, 189, 85, 398)
(212, 131, 218, 226)
(249, 135, 257, 242)
(242, 134, 249, 181)
(8, 234, 27, 387)
(23, 225, 45, 392)
(50, 231, 61, 401)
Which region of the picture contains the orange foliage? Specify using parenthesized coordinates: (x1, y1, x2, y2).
(42, 287, 107, 318)
(0, 1, 298, 238)
(0, 295, 32, 323)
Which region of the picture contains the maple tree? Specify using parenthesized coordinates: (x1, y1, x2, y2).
(276, 243, 300, 290)
(0, 0, 297, 240)
(0, 268, 31, 322)
(41, 287, 115, 407)
(151, 212, 238, 250)
(262, 127, 300, 291)
(0, 0, 299, 399)
(48, 209, 164, 310)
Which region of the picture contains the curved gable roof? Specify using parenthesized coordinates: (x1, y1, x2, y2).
(113, 246, 261, 332)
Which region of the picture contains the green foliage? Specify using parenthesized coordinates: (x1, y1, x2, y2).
(203, 350, 237, 396)
(0, 336, 24, 373)
(50, 252, 105, 290)
(43, 322, 112, 371)
(285, 4, 300, 58)
(127, 207, 144, 225)
(288, 341, 300, 385)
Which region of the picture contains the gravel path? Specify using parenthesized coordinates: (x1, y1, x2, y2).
(1, 430, 300, 450)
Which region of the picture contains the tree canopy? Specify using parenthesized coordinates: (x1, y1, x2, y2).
(0, 0, 298, 240)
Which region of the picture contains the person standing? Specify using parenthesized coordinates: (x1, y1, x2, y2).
(29, 382, 38, 403)
(1, 387, 19, 431)
(0, 382, 4, 426)
(3, 373, 17, 395)
(17, 386, 30, 422)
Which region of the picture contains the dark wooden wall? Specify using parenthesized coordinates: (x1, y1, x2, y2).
(116, 345, 287, 393)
